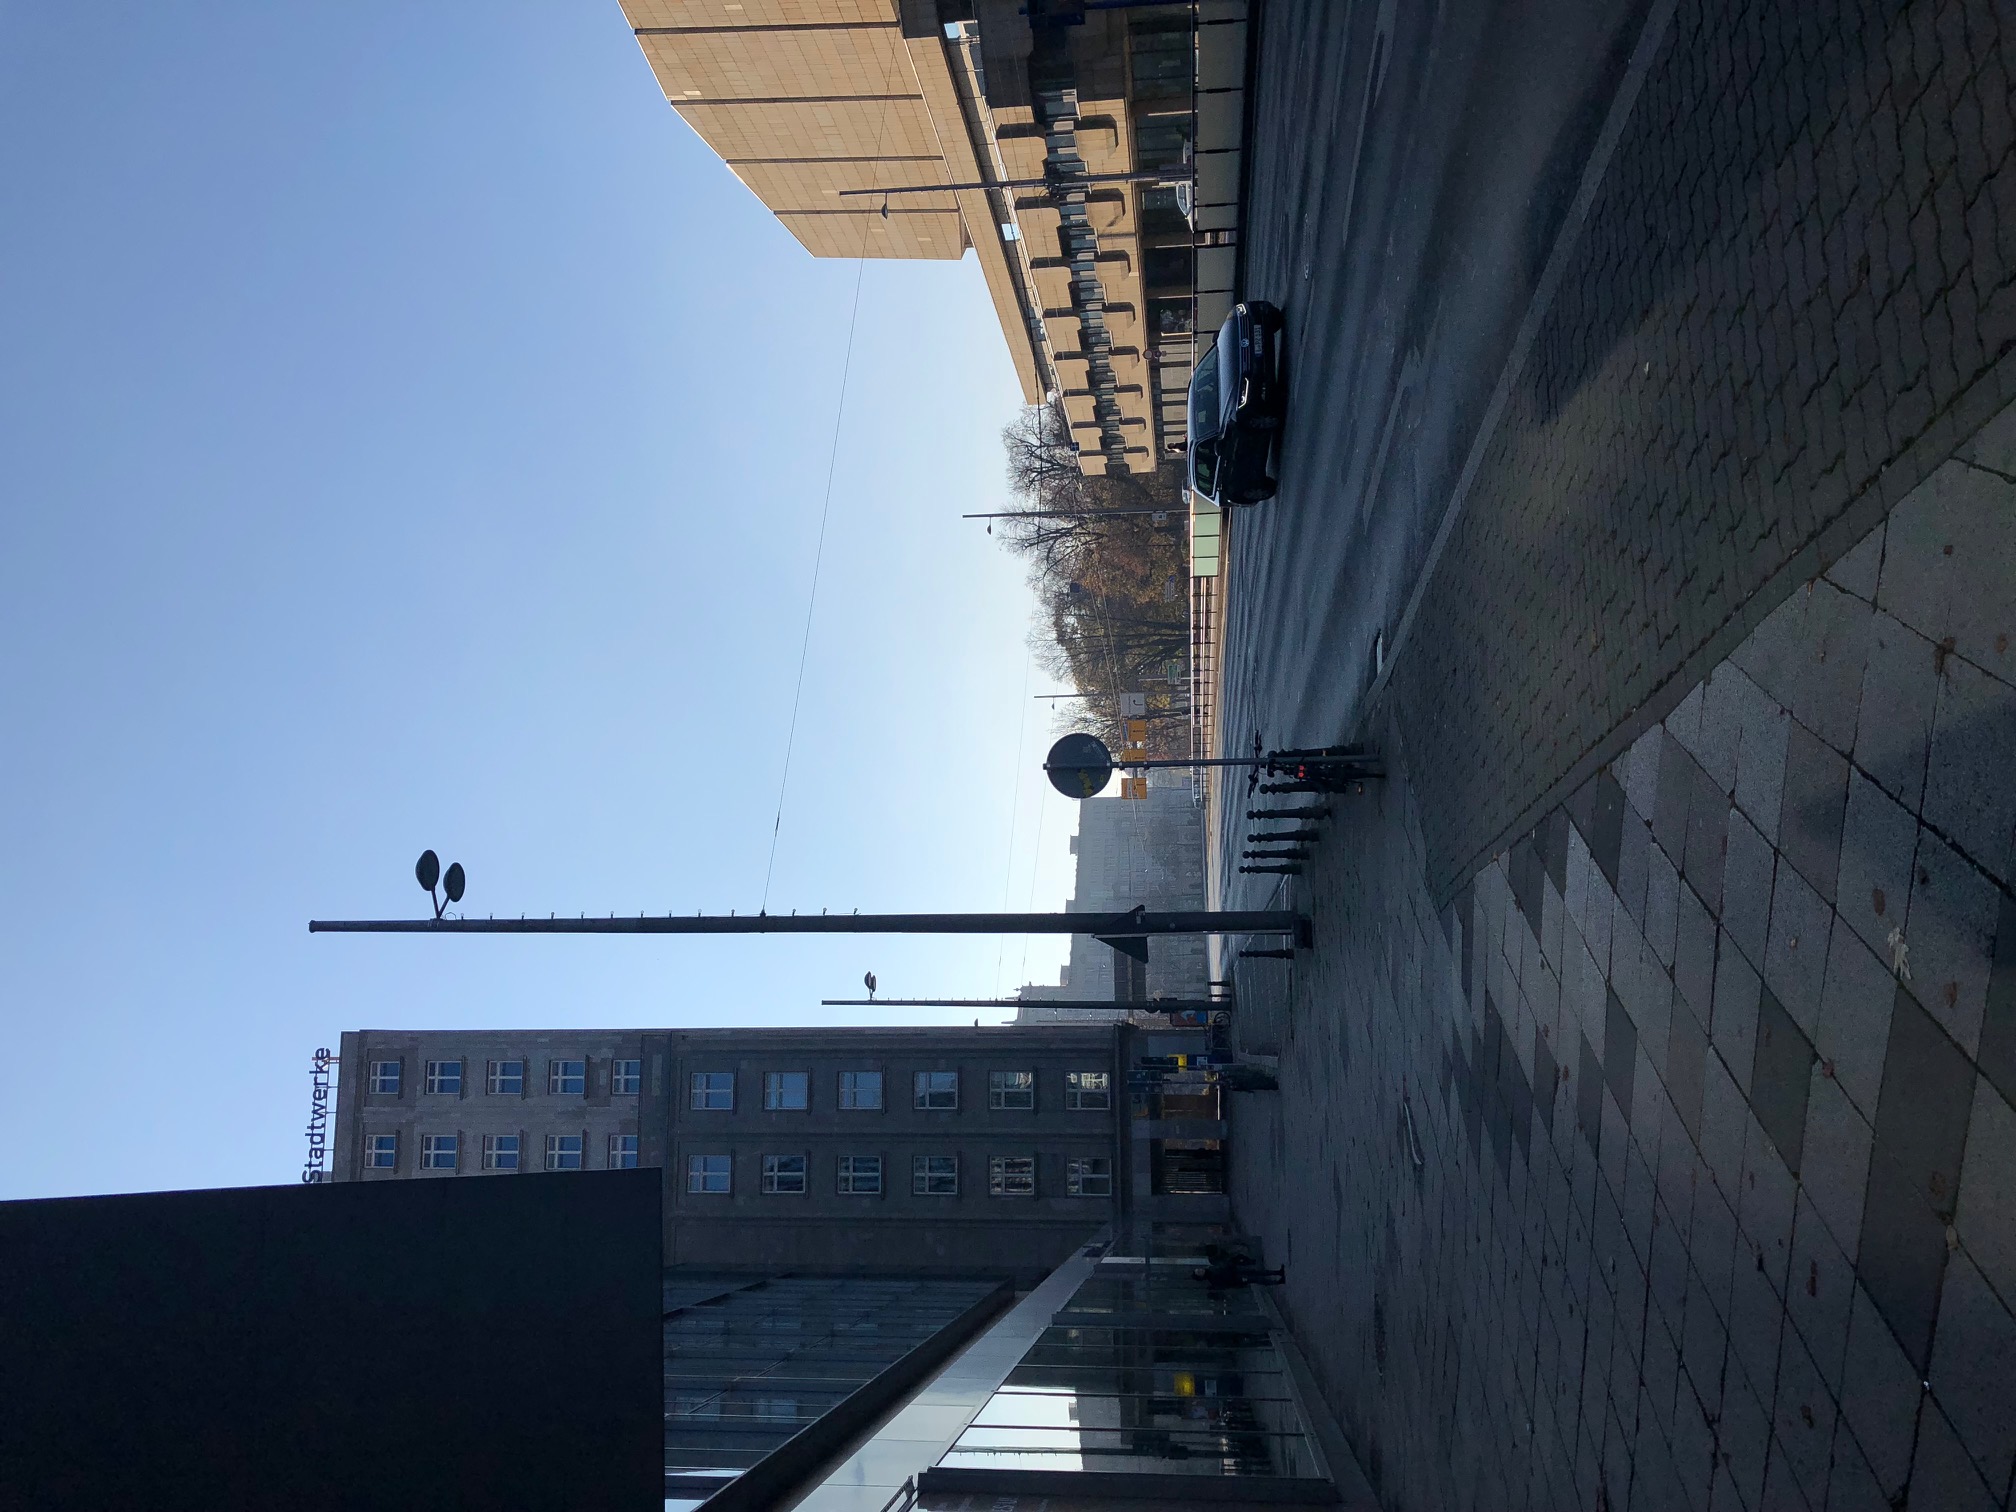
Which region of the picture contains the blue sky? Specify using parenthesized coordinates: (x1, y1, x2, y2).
(0, 3, 1083, 1199)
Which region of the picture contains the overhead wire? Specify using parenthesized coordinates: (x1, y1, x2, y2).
(759, 40, 907, 914)
(989, 643, 1036, 997)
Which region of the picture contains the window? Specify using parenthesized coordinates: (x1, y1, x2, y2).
(608, 1134, 638, 1169)
(482, 1134, 520, 1170)
(424, 1059, 462, 1095)
(914, 1071, 959, 1110)
(1134, 118, 1192, 172)
(687, 1154, 731, 1193)
(690, 1072, 734, 1111)
(365, 1133, 397, 1169)
(1068, 1157, 1113, 1197)
(764, 1071, 809, 1111)
(368, 1060, 400, 1095)
(1128, 19, 1192, 102)
(990, 1070, 1036, 1110)
(761, 1154, 807, 1193)
(545, 1134, 583, 1170)
(612, 1058, 642, 1095)
(914, 1154, 959, 1195)
(989, 1155, 1036, 1196)
(420, 1133, 459, 1170)
(838, 1071, 883, 1110)
(488, 1060, 524, 1096)
(548, 1059, 586, 1096)
(838, 1155, 883, 1195)
(1066, 1071, 1112, 1110)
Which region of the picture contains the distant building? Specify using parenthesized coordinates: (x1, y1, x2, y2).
(333, 1023, 1124, 1278)
(1017, 781, 1207, 1021)
(331, 1015, 1228, 1257)
(617, 0, 1239, 475)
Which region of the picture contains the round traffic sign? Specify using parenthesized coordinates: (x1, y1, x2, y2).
(1045, 732, 1114, 798)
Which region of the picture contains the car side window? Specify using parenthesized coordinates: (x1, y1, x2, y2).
(1189, 344, 1221, 439)
(1192, 439, 1218, 497)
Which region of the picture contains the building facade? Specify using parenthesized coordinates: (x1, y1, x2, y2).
(327, 1022, 1244, 1503)
(333, 1023, 1125, 1278)
(617, 0, 1246, 475)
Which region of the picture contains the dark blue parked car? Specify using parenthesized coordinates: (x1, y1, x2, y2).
(1186, 300, 1285, 506)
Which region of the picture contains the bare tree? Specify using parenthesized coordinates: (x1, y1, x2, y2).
(991, 403, 1194, 757)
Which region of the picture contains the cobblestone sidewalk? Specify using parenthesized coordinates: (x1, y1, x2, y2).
(1230, 402, 2016, 1510)
(1387, 0, 2016, 899)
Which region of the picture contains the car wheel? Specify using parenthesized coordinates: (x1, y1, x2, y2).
(1235, 481, 1277, 505)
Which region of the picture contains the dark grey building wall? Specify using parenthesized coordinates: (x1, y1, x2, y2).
(0, 1171, 662, 1512)
(660, 1026, 1122, 1278)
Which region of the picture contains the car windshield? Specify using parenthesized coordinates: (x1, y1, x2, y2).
(1188, 342, 1222, 441)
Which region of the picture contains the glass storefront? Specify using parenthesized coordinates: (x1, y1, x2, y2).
(926, 1225, 1335, 1498)
(663, 1274, 999, 1494)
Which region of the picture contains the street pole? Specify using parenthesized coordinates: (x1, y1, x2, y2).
(964, 506, 1175, 520)
(308, 909, 1307, 944)
(1044, 733, 1381, 790)
(819, 997, 1228, 1011)
(1100, 756, 1331, 771)
(840, 168, 1191, 199)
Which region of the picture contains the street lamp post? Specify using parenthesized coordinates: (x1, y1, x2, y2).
(839, 168, 1192, 201)
(310, 858, 1309, 954)
(308, 909, 1304, 942)
(963, 506, 1176, 520)
(816, 997, 1228, 1012)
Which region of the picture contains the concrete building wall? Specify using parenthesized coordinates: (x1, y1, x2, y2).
(1018, 783, 1208, 1018)
(636, 18, 913, 103)
(626, 0, 894, 27)
(657, 1025, 1119, 1274)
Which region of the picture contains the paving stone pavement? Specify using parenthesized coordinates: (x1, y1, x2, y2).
(1229, 405, 2016, 1510)
(1382, 0, 2016, 898)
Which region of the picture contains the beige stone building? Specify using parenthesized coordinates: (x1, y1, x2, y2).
(618, 0, 1250, 475)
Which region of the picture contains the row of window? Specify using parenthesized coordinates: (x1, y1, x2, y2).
(685, 1152, 1111, 1198)
(363, 1061, 1115, 1113)
(361, 1135, 1111, 1195)
(688, 1069, 1111, 1113)
(365, 1132, 637, 1172)
(367, 1058, 642, 1098)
